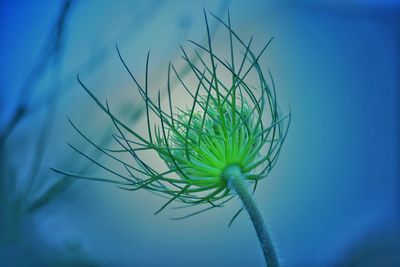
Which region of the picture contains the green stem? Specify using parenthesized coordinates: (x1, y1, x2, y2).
(224, 165, 279, 267)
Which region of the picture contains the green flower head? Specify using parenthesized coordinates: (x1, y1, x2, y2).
(61, 11, 290, 219)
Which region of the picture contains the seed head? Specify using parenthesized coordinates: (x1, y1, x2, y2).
(62, 11, 290, 218)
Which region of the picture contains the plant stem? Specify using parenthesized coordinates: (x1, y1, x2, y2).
(224, 165, 279, 267)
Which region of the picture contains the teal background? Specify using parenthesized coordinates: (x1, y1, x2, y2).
(1, 1, 399, 266)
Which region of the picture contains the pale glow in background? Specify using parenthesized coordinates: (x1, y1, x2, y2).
(1, 1, 399, 266)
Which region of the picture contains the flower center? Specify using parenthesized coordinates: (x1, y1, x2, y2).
(221, 164, 243, 183)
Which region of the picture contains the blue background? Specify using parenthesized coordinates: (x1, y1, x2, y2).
(0, 1, 399, 267)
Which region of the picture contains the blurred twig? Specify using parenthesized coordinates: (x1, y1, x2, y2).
(0, 0, 74, 141)
(25, 0, 167, 120)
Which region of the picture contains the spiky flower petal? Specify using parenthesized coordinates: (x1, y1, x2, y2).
(56, 11, 290, 218)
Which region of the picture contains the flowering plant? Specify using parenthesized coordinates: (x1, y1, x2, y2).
(55, 11, 290, 267)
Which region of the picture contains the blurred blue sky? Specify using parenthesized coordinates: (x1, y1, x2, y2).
(1, 1, 399, 267)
